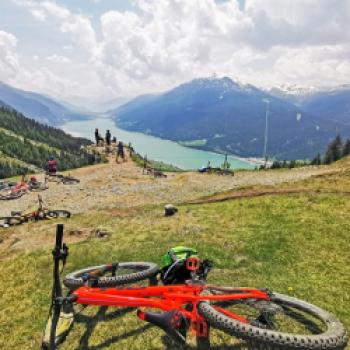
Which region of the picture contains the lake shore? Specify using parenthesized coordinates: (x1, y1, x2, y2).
(61, 117, 256, 170)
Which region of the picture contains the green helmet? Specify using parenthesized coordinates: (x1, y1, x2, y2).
(161, 246, 198, 269)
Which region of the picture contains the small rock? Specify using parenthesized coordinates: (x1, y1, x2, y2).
(93, 229, 110, 238)
(164, 204, 178, 217)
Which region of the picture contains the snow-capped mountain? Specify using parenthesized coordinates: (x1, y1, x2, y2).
(269, 83, 350, 125)
(111, 77, 349, 160)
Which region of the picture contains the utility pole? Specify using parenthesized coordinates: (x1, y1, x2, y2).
(263, 99, 270, 168)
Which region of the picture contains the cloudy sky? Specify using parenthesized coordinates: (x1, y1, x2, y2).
(0, 0, 349, 105)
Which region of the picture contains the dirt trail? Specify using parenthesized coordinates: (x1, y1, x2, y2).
(0, 154, 338, 260)
(0, 155, 333, 217)
(188, 187, 350, 204)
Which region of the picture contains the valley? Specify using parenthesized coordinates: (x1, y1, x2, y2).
(111, 77, 350, 160)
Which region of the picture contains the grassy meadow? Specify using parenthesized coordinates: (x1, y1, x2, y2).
(0, 165, 349, 349)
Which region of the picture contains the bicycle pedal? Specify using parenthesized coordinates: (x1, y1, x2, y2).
(137, 309, 188, 344)
(191, 319, 208, 337)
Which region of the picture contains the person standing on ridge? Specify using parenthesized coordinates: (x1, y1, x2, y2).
(95, 128, 100, 145)
(106, 130, 111, 146)
(116, 141, 125, 163)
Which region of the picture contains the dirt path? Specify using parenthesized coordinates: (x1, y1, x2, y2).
(0, 156, 333, 217)
(188, 187, 350, 204)
(0, 156, 339, 260)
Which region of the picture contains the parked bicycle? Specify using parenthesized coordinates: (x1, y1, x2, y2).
(0, 196, 70, 228)
(42, 225, 347, 350)
(198, 167, 234, 176)
(45, 173, 80, 185)
(0, 175, 48, 200)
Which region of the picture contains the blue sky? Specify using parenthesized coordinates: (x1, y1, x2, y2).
(0, 0, 348, 105)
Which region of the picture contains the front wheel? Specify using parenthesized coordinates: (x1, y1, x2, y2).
(64, 262, 159, 290)
(29, 183, 48, 192)
(0, 216, 23, 227)
(62, 177, 79, 185)
(0, 191, 24, 200)
(47, 210, 71, 218)
(198, 289, 348, 350)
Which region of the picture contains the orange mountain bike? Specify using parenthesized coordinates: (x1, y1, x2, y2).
(43, 225, 348, 350)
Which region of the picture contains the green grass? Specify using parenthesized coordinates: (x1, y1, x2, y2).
(0, 188, 349, 349)
(132, 153, 183, 172)
(178, 139, 208, 147)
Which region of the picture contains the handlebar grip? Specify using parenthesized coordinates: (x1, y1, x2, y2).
(55, 224, 64, 248)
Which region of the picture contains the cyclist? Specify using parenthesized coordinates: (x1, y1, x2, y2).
(29, 176, 38, 185)
(116, 141, 125, 163)
(95, 128, 100, 145)
(47, 156, 58, 175)
(198, 161, 211, 173)
(105, 130, 111, 146)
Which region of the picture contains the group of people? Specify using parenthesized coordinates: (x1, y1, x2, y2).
(94, 128, 127, 162)
(95, 128, 116, 146)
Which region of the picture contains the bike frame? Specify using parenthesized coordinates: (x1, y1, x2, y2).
(72, 284, 270, 334)
(12, 180, 29, 193)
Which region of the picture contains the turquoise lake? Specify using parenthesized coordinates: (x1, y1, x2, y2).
(62, 117, 255, 170)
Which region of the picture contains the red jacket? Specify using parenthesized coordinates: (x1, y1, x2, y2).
(48, 160, 58, 172)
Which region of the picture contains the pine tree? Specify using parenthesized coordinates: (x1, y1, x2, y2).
(289, 160, 296, 168)
(311, 153, 322, 165)
(342, 139, 350, 157)
(324, 135, 343, 164)
(271, 160, 281, 169)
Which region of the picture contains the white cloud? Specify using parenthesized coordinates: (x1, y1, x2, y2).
(0, 29, 78, 100)
(46, 54, 70, 63)
(4, 0, 350, 102)
(0, 30, 19, 80)
(30, 9, 47, 21)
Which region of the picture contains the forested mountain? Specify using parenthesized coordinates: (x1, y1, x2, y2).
(0, 81, 89, 126)
(0, 104, 100, 178)
(269, 85, 350, 125)
(298, 86, 350, 125)
(112, 77, 349, 160)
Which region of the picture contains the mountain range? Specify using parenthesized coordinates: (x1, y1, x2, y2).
(1, 77, 349, 161)
(111, 77, 350, 160)
(269, 84, 350, 125)
(0, 81, 89, 126)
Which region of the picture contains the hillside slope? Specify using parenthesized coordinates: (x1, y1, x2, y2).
(0, 156, 349, 349)
(112, 77, 348, 160)
(0, 105, 99, 178)
(0, 81, 89, 125)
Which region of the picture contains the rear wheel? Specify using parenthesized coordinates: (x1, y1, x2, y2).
(62, 177, 79, 185)
(198, 288, 348, 350)
(0, 191, 24, 200)
(48, 210, 71, 218)
(29, 183, 48, 192)
(0, 216, 23, 226)
(64, 262, 159, 289)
